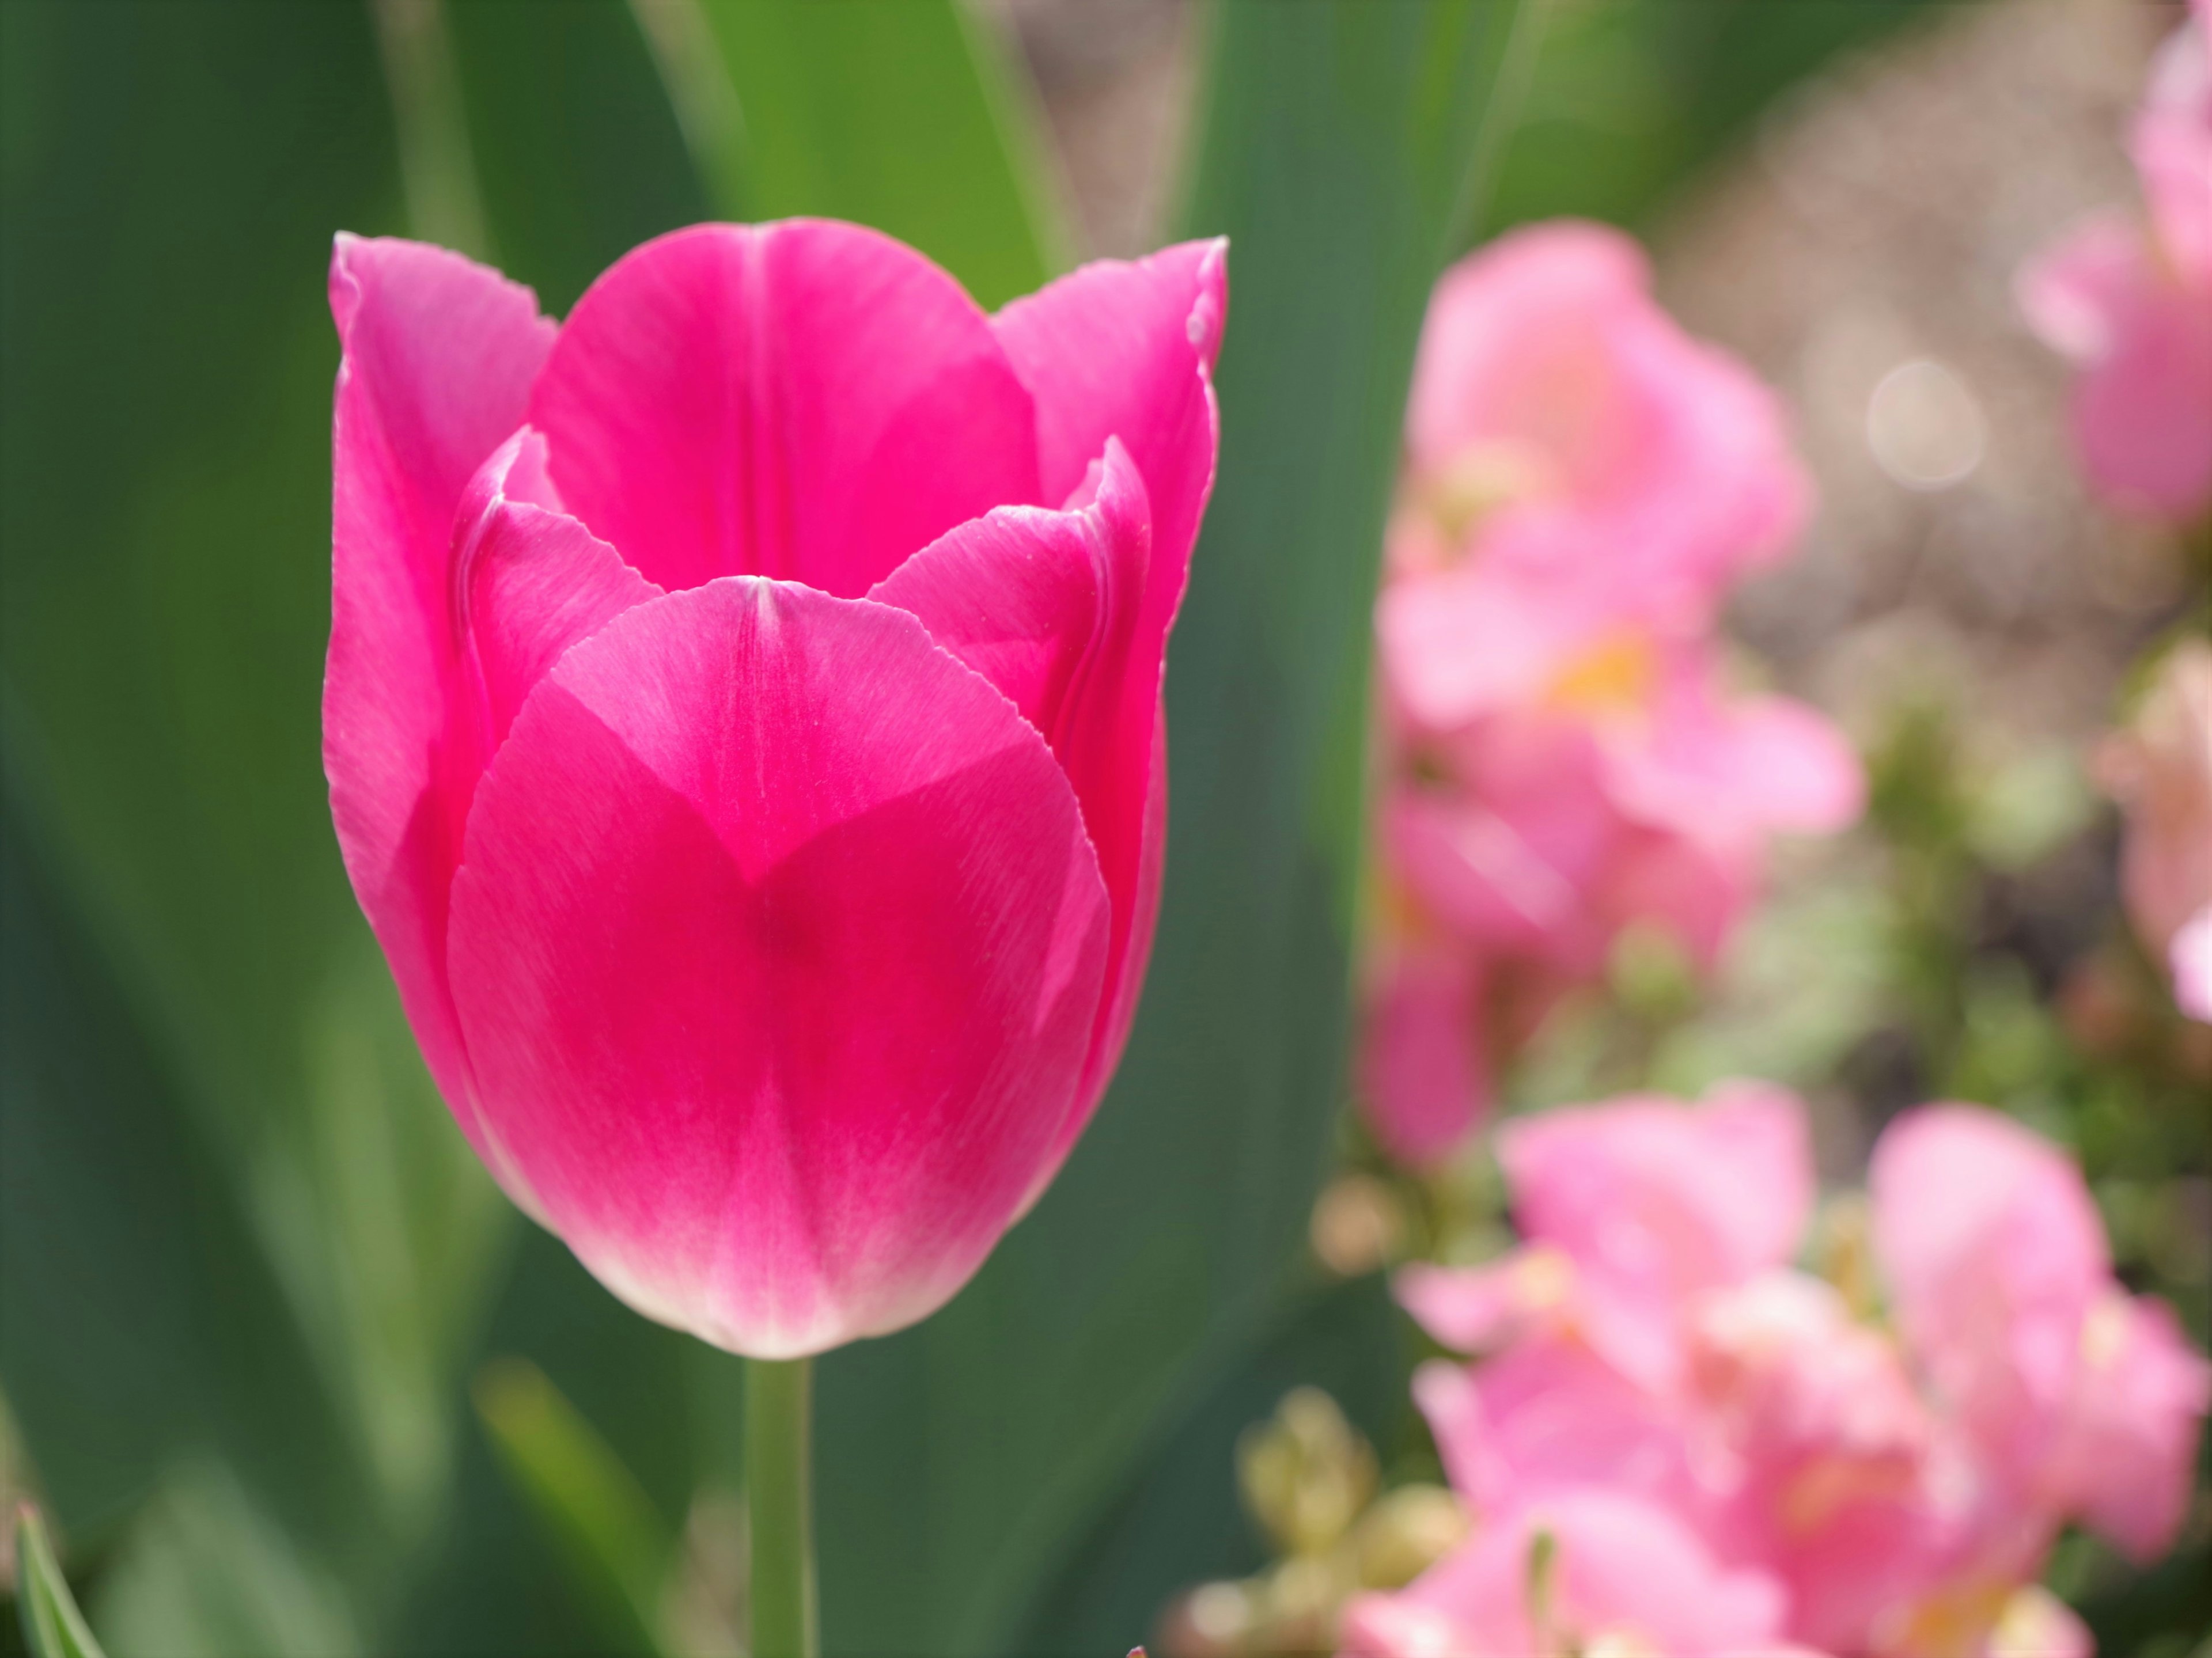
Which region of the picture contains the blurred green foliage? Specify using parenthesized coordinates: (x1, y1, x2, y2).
(0, 1, 1964, 1652)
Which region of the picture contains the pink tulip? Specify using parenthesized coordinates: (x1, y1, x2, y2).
(1339, 1491, 1796, 1658)
(1871, 1105, 2211, 1562)
(2097, 639, 2212, 1004)
(2017, 5, 2212, 519)
(325, 222, 1225, 1356)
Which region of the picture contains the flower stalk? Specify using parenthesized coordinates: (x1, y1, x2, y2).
(747, 1356, 818, 1658)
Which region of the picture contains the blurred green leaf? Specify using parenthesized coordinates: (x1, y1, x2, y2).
(0, 767, 368, 1559)
(472, 1359, 676, 1658)
(1482, 0, 1937, 238)
(808, 3, 1536, 1652)
(88, 1463, 355, 1658)
(0, 0, 512, 1632)
(13, 1508, 104, 1658)
(1014, 1275, 1411, 1651)
(632, 0, 1064, 308)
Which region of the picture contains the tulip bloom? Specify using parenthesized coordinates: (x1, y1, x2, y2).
(325, 221, 1224, 1357)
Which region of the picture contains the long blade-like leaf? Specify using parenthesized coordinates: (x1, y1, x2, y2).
(14, 1507, 108, 1658)
(474, 1359, 676, 1657)
(631, 0, 1065, 306)
(810, 5, 1532, 1652)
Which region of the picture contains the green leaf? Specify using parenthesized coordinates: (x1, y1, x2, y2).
(14, 1506, 107, 1658)
(0, 0, 510, 1627)
(85, 1462, 357, 1658)
(0, 765, 369, 1559)
(810, 5, 1535, 1652)
(631, 0, 1065, 307)
(1014, 1275, 1412, 1651)
(472, 1359, 676, 1658)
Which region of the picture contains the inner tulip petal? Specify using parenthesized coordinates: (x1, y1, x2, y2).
(527, 220, 1042, 598)
(993, 238, 1225, 649)
(451, 430, 665, 752)
(870, 439, 1163, 1136)
(445, 578, 1111, 1357)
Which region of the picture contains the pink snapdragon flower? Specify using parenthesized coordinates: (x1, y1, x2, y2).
(1358, 223, 1859, 1166)
(1373, 1090, 2210, 1658)
(1395, 220, 1811, 635)
(1339, 1491, 1800, 1658)
(2097, 638, 2212, 1018)
(2173, 905, 2212, 1021)
(2018, 1, 2212, 520)
(1871, 1104, 2212, 1566)
(324, 222, 1224, 1357)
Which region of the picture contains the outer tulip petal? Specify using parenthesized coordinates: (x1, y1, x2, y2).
(992, 238, 1225, 649)
(528, 221, 1041, 598)
(871, 440, 1164, 1130)
(325, 233, 555, 1117)
(445, 578, 1111, 1356)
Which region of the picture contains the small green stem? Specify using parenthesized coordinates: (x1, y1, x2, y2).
(746, 1356, 818, 1658)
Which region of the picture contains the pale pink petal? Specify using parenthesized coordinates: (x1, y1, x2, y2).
(445, 578, 1111, 1357)
(1357, 942, 1492, 1165)
(1405, 220, 1810, 621)
(1348, 1492, 1789, 1657)
(991, 238, 1225, 647)
(1869, 1105, 2111, 1466)
(1602, 663, 1866, 844)
(2172, 905, 2212, 1021)
(1500, 1082, 1816, 1307)
(1376, 561, 1607, 731)
(2069, 272, 2212, 519)
(2133, 15, 2212, 283)
(1394, 1248, 1576, 1356)
(2017, 212, 2145, 363)
(324, 233, 555, 1121)
(528, 221, 1041, 597)
(1414, 1342, 1700, 1519)
(871, 441, 1165, 1132)
(2060, 1292, 2212, 1561)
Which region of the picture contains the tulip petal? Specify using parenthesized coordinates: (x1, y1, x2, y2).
(325, 233, 555, 1118)
(993, 238, 1225, 648)
(446, 578, 1111, 1356)
(528, 221, 1042, 598)
(870, 439, 1164, 1130)
(452, 430, 664, 750)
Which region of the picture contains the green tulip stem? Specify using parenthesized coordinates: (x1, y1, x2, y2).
(746, 1355, 818, 1658)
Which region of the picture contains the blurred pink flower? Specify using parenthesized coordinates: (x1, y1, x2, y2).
(2097, 639, 2212, 1008)
(1398, 219, 1812, 632)
(1340, 1491, 1798, 1658)
(1870, 1104, 2211, 1564)
(2018, 6, 2212, 519)
(1391, 1091, 2212, 1655)
(325, 223, 1224, 1357)
(2173, 905, 2212, 1022)
(1357, 221, 1859, 1165)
